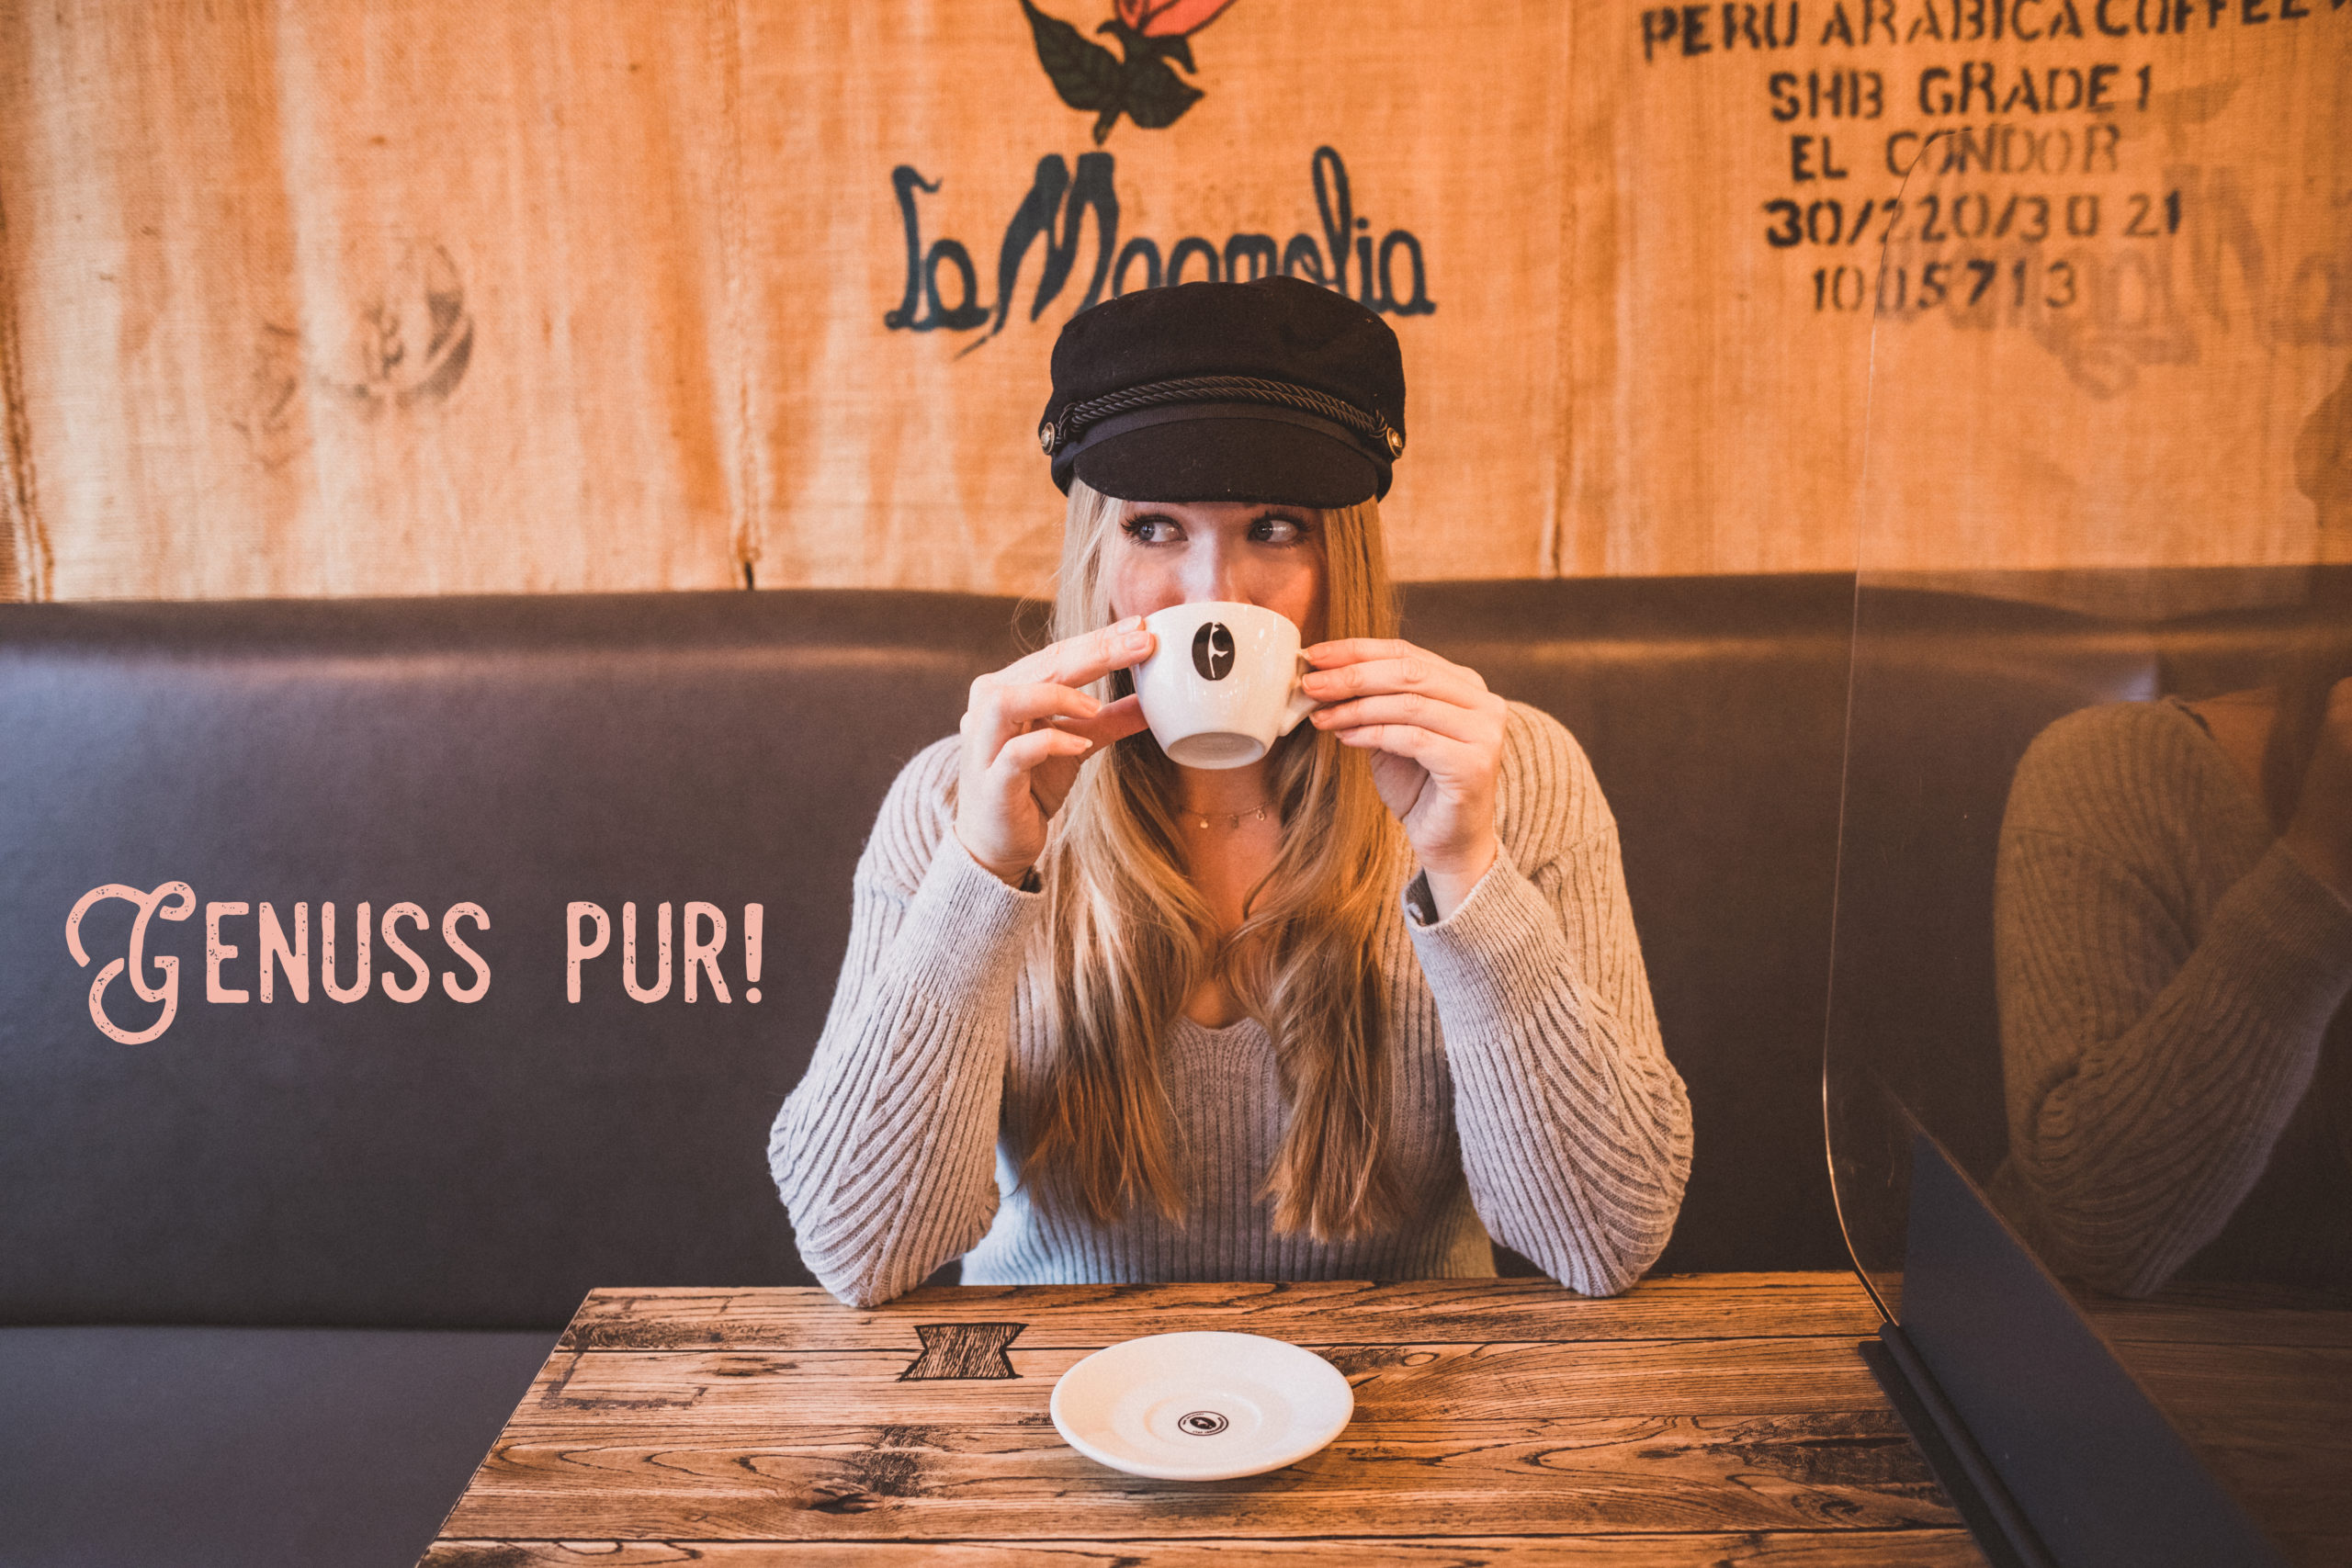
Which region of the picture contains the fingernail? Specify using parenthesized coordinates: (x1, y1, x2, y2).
(1124, 630, 1151, 649)
(1117, 615, 1144, 632)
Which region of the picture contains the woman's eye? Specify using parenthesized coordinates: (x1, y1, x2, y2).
(1122, 516, 1181, 545)
(1251, 515, 1306, 544)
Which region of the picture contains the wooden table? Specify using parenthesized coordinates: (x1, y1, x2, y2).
(424, 1271, 1985, 1565)
(2080, 1281, 2352, 1568)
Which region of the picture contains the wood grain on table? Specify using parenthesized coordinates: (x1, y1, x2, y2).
(424, 1272, 1986, 1566)
(2082, 1281, 2352, 1568)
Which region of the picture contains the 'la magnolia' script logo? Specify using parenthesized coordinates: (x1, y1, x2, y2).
(888, 6, 1435, 350)
(888, 146, 1435, 347)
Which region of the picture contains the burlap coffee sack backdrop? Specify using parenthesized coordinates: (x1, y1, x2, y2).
(1830, 10, 2349, 579)
(736, 0, 1568, 592)
(0, 0, 748, 601)
(0, 1, 2345, 601)
(1583, 2, 2347, 580)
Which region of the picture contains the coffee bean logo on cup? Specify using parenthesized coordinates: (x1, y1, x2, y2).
(1192, 622, 1236, 682)
(1135, 602, 1320, 770)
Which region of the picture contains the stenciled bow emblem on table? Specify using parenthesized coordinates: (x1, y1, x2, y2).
(1020, 0, 1241, 144)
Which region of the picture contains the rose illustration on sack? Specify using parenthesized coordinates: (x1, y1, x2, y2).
(1020, 0, 1241, 144)
(1119, 0, 1240, 35)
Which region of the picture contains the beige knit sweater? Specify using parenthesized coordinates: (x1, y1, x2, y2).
(1994, 699, 2352, 1296)
(769, 701, 1692, 1307)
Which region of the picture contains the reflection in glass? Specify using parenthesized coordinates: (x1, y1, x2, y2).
(1990, 608, 2352, 1299)
(1825, 29, 2352, 1552)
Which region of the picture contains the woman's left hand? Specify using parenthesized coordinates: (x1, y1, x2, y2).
(1303, 637, 1507, 916)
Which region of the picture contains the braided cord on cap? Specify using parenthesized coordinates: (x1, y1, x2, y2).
(1043, 375, 1403, 459)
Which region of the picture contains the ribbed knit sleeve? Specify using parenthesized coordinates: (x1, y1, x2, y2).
(1995, 703, 2352, 1297)
(1405, 703, 1693, 1295)
(768, 737, 1046, 1306)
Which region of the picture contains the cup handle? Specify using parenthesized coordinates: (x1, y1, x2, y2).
(1279, 651, 1318, 736)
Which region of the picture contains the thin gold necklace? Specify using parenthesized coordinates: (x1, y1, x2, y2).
(1181, 803, 1271, 830)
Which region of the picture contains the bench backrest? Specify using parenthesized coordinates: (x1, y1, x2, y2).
(12, 574, 2313, 1327)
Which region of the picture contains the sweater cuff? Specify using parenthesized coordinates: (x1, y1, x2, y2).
(895, 834, 1047, 1003)
(1404, 842, 1564, 1017)
(2218, 842, 2352, 1025)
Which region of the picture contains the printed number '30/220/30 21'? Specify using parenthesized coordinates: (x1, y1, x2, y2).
(1811, 256, 2087, 314)
(1766, 190, 2183, 249)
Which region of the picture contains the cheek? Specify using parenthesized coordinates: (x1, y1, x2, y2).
(1105, 548, 1182, 622)
(1254, 556, 1326, 638)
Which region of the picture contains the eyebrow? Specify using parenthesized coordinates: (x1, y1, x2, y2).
(1121, 509, 1310, 526)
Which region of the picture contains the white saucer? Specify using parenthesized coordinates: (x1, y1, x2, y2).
(1049, 1330, 1355, 1481)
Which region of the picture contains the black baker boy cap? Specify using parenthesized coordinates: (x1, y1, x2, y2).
(1040, 276, 1406, 507)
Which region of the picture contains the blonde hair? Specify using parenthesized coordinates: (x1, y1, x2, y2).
(1018, 478, 1411, 1240)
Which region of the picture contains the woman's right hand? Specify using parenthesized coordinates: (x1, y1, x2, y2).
(955, 616, 1156, 885)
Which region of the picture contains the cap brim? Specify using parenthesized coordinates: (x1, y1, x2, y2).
(1069, 416, 1384, 507)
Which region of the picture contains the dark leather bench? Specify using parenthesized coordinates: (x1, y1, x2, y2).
(2, 572, 2322, 1566)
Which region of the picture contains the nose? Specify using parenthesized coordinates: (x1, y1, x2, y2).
(1180, 534, 1246, 605)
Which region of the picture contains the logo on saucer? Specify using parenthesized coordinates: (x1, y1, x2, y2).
(1178, 1410, 1230, 1436)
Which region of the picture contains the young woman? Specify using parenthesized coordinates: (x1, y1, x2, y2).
(770, 277, 1690, 1306)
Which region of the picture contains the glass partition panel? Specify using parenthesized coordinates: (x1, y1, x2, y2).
(1826, 21, 2351, 1562)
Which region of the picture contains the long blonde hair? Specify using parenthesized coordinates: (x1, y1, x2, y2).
(1017, 479, 1411, 1240)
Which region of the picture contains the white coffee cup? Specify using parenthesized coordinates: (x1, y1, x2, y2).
(1133, 602, 1318, 769)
